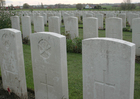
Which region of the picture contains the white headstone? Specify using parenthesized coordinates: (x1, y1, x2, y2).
(10, 16, 20, 30)
(106, 13, 114, 18)
(96, 14, 104, 29)
(83, 17, 98, 39)
(21, 15, 32, 39)
(48, 16, 60, 34)
(55, 12, 62, 26)
(0, 29, 28, 98)
(65, 16, 79, 39)
(47, 13, 54, 20)
(106, 17, 122, 39)
(129, 13, 139, 28)
(43, 13, 47, 25)
(34, 14, 44, 33)
(86, 13, 93, 18)
(63, 13, 70, 25)
(132, 18, 140, 56)
(29, 13, 34, 24)
(82, 38, 135, 99)
(30, 32, 69, 99)
(118, 13, 126, 28)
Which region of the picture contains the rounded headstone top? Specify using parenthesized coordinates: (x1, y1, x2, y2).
(36, 13, 40, 16)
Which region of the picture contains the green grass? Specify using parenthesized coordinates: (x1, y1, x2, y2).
(134, 63, 140, 99)
(23, 44, 34, 89)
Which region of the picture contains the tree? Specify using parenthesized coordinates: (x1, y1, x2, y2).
(0, 0, 5, 9)
(41, 3, 44, 8)
(120, 0, 136, 10)
(23, 3, 30, 9)
(10, 4, 14, 10)
(76, 3, 83, 10)
(94, 5, 102, 9)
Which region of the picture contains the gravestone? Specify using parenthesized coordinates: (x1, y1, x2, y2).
(83, 17, 98, 39)
(30, 32, 69, 99)
(132, 18, 140, 56)
(85, 13, 93, 18)
(29, 13, 34, 24)
(118, 13, 126, 28)
(48, 16, 60, 34)
(47, 13, 54, 21)
(21, 15, 32, 39)
(0, 29, 28, 98)
(10, 16, 20, 30)
(55, 12, 61, 26)
(34, 14, 44, 33)
(82, 38, 135, 99)
(96, 14, 104, 29)
(106, 17, 122, 39)
(43, 13, 47, 25)
(65, 16, 79, 39)
(129, 13, 139, 28)
(63, 13, 70, 25)
(106, 13, 114, 18)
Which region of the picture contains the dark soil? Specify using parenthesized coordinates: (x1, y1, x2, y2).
(136, 56, 140, 63)
(0, 77, 35, 99)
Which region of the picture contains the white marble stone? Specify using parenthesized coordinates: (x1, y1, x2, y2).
(30, 32, 68, 99)
(43, 13, 47, 25)
(47, 13, 54, 20)
(106, 13, 114, 18)
(118, 13, 126, 28)
(34, 14, 44, 33)
(96, 14, 104, 29)
(83, 17, 98, 39)
(85, 13, 93, 17)
(48, 16, 60, 34)
(65, 16, 79, 39)
(0, 28, 28, 98)
(29, 13, 34, 24)
(21, 15, 32, 39)
(106, 17, 122, 39)
(132, 18, 140, 56)
(63, 13, 70, 25)
(129, 13, 139, 28)
(10, 16, 20, 30)
(55, 12, 62, 26)
(82, 38, 135, 99)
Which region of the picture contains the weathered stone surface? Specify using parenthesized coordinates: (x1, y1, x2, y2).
(30, 32, 68, 99)
(96, 14, 104, 29)
(132, 18, 140, 56)
(118, 13, 126, 28)
(83, 17, 98, 39)
(21, 16, 32, 39)
(34, 14, 44, 33)
(65, 16, 79, 39)
(10, 16, 20, 30)
(83, 38, 135, 99)
(0, 29, 28, 99)
(48, 16, 60, 34)
(42, 13, 47, 25)
(129, 13, 139, 28)
(106, 17, 122, 39)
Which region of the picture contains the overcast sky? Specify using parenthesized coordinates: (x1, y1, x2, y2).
(6, 0, 140, 6)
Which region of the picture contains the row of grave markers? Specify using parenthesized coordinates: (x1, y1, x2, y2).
(11, 15, 140, 56)
(15, 11, 140, 28)
(0, 28, 136, 99)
